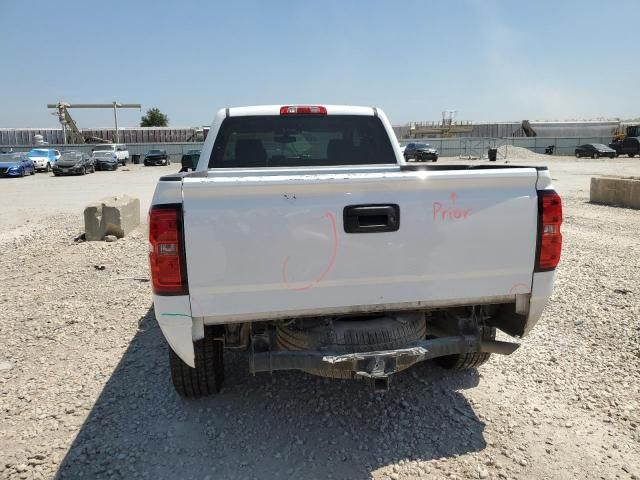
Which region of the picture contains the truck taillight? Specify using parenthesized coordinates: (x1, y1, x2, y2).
(535, 190, 563, 272)
(149, 205, 188, 295)
(280, 105, 327, 115)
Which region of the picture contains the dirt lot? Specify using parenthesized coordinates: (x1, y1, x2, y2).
(0, 164, 174, 234)
(0, 155, 639, 480)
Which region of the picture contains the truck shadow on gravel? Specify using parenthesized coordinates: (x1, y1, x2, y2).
(55, 307, 486, 480)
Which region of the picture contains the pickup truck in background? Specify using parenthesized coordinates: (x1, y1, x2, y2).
(91, 144, 130, 166)
(609, 137, 640, 158)
(149, 105, 563, 397)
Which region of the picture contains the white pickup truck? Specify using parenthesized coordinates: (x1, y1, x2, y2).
(91, 144, 130, 166)
(149, 105, 563, 397)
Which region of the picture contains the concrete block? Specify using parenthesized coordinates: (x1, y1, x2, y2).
(84, 195, 140, 241)
(590, 176, 640, 210)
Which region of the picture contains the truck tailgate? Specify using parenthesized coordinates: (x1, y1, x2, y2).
(182, 168, 539, 323)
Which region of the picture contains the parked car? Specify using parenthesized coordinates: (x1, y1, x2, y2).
(53, 151, 95, 176)
(609, 137, 640, 158)
(0, 152, 36, 177)
(27, 148, 58, 172)
(149, 104, 562, 398)
(91, 144, 130, 165)
(144, 149, 170, 166)
(403, 142, 439, 162)
(92, 151, 119, 171)
(180, 149, 201, 172)
(574, 143, 616, 159)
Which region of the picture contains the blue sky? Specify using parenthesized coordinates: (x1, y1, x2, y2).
(1, 0, 638, 128)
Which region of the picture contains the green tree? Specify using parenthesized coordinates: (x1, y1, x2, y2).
(140, 108, 169, 127)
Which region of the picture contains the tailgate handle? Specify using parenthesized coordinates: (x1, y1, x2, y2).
(343, 204, 400, 233)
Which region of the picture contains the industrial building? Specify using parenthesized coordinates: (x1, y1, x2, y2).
(0, 118, 629, 160)
(392, 119, 621, 139)
(0, 119, 622, 146)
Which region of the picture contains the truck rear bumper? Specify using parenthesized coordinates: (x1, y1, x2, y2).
(250, 334, 519, 379)
(154, 291, 537, 369)
(522, 270, 555, 337)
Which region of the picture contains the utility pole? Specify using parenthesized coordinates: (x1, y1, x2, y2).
(113, 102, 119, 143)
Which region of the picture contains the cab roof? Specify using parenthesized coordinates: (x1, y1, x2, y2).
(225, 105, 376, 117)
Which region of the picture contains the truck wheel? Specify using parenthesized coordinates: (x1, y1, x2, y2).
(434, 326, 496, 370)
(276, 313, 426, 379)
(169, 336, 224, 398)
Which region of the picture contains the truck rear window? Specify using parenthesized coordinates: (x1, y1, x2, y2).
(208, 115, 396, 168)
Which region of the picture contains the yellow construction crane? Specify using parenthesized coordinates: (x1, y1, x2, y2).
(47, 102, 141, 144)
(612, 124, 640, 142)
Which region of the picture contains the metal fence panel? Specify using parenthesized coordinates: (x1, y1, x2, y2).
(2, 136, 616, 158)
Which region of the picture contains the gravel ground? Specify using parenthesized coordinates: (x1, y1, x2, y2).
(0, 156, 639, 480)
(0, 164, 173, 232)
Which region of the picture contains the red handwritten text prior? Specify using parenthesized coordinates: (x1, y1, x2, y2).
(432, 192, 471, 222)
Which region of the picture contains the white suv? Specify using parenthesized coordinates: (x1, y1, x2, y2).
(91, 144, 130, 166)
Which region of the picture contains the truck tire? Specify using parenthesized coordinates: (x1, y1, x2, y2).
(434, 326, 496, 370)
(276, 313, 426, 379)
(169, 336, 224, 398)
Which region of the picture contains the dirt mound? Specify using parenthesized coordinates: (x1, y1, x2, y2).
(497, 145, 548, 160)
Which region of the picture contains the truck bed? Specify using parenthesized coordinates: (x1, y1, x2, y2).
(179, 165, 543, 324)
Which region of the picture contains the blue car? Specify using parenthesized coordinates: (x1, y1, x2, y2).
(0, 153, 36, 177)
